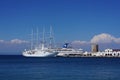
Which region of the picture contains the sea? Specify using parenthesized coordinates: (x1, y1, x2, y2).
(0, 55, 120, 80)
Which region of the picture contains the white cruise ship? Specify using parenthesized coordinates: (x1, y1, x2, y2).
(23, 45, 58, 57)
(22, 27, 58, 57)
(57, 43, 84, 57)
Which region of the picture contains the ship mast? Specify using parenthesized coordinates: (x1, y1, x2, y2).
(31, 29, 33, 50)
(41, 28, 45, 50)
(49, 26, 56, 48)
(36, 27, 39, 48)
(49, 26, 52, 49)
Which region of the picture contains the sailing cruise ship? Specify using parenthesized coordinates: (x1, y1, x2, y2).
(22, 27, 58, 57)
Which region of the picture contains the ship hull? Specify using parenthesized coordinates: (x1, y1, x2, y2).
(23, 50, 58, 57)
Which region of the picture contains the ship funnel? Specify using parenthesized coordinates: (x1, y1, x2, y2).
(63, 43, 69, 48)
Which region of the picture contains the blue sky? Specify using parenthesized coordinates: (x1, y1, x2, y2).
(0, 0, 120, 54)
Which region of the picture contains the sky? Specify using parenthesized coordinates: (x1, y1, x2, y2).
(0, 0, 120, 54)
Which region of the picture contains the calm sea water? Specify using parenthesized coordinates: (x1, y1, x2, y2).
(0, 55, 120, 80)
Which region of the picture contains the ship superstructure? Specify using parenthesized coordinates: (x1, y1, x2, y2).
(57, 43, 84, 57)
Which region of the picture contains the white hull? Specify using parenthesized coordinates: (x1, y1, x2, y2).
(57, 48, 83, 57)
(23, 50, 58, 57)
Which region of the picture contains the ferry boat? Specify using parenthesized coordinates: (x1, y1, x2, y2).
(57, 43, 84, 57)
(22, 27, 58, 57)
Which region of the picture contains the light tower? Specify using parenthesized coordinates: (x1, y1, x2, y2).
(91, 44, 99, 52)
